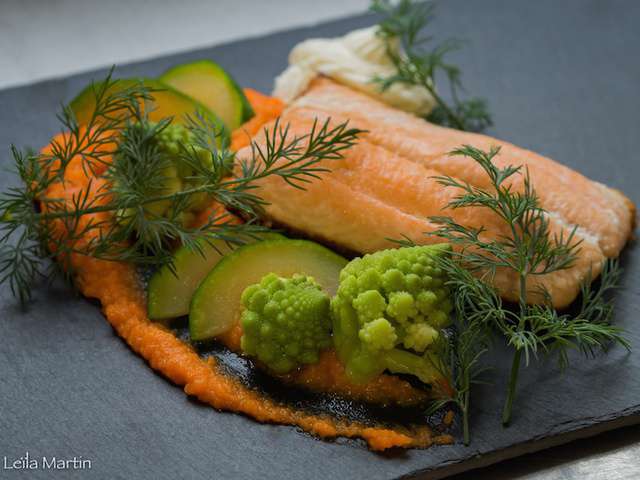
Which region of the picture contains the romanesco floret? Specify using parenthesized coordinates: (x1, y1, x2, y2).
(115, 121, 231, 228)
(359, 318, 397, 350)
(331, 244, 453, 385)
(240, 273, 332, 374)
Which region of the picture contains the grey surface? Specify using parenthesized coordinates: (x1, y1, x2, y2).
(1, 0, 639, 479)
(450, 425, 640, 480)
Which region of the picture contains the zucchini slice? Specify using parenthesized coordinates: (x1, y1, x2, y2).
(147, 234, 282, 320)
(189, 239, 347, 341)
(160, 60, 253, 131)
(69, 77, 224, 132)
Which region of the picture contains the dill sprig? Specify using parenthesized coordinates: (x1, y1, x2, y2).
(215, 117, 361, 218)
(0, 72, 363, 304)
(426, 145, 629, 429)
(371, 0, 492, 132)
(425, 258, 492, 445)
(430, 145, 582, 280)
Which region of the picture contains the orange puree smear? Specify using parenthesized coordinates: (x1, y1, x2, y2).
(39, 90, 452, 451)
(220, 323, 428, 406)
(73, 254, 417, 450)
(281, 350, 428, 406)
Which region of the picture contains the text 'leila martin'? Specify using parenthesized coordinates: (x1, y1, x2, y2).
(3, 452, 92, 471)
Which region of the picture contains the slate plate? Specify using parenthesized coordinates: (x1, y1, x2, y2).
(0, 0, 639, 479)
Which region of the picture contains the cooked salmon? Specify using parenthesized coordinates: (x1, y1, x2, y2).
(237, 78, 635, 308)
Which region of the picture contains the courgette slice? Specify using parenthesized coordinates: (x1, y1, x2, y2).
(69, 77, 225, 135)
(189, 239, 347, 341)
(147, 233, 282, 320)
(160, 60, 254, 131)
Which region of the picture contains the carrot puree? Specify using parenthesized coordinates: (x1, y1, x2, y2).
(39, 90, 452, 451)
(219, 323, 429, 406)
(230, 89, 285, 151)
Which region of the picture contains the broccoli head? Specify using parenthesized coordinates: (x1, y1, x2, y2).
(114, 121, 231, 228)
(331, 244, 452, 386)
(240, 273, 332, 374)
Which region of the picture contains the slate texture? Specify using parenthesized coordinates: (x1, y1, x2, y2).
(0, 1, 638, 479)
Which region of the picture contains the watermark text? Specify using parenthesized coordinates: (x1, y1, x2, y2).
(3, 452, 92, 471)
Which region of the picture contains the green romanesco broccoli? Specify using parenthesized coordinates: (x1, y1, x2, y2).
(240, 273, 333, 374)
(331, 244, 453, 386)
(115, 121, 231, 227)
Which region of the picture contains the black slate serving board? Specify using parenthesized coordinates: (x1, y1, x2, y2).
(1, 0, 639, 478)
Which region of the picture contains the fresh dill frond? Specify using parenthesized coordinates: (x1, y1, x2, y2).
(430, 145, 582, 280)
(0, 69, 153, 302)
(427, 145, 628, 428)
(519, 259, 629, 369)
(371, 0, 492, 132)
(215, 117, 362, 218)
(0, 72, 364, 304)
(425, 254, 493, 446)
(389, 237, 493, 444)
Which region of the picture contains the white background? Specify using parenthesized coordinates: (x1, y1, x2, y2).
(0, 0, 369, 89)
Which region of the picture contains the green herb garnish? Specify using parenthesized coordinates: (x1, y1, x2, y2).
(0, 71, 363, 304)
(371, 0, 492, 132)
(416, 145, 628, 440)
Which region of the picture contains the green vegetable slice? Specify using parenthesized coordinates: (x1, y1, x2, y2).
(69, 78, 226, 136)
(147, 233, 283, 320)
(160, 60, 254, 131)
(189, 239, 347, 341)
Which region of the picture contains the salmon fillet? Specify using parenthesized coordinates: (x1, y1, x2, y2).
(237, 78, 635, 308)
